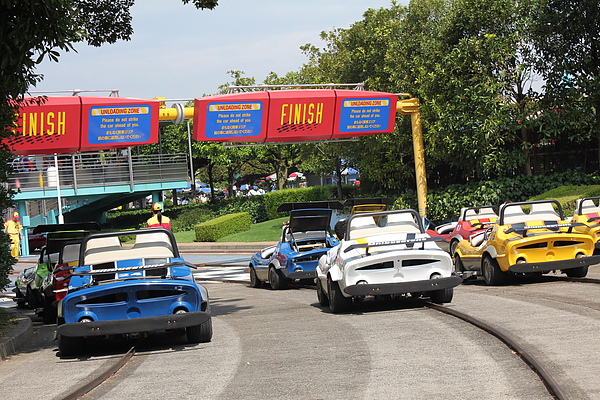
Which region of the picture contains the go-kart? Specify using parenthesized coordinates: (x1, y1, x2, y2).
(249, 201, 343, 290)
(572, 196, 600, 254)
(315, 209, 461, 313)
(13, 222, 100, 321)
(56, 228, 212, 356)
(453, 199, 600, 284)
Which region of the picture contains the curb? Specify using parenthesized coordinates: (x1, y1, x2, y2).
(0, 310, 33, 360)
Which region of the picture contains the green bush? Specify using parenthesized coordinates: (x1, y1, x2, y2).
(104, 185, 359, 231)
(104, 208, 149, 231)
(263, 185, 358, 219)
(195, 212, 252, 242)
(215, 196, 268, 223)
(171, 207, 215, 232)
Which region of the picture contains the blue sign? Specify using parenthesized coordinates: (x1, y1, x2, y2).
(88, 105, 152, 144)
(204, 101, 263, 138)
(338, 98, 392, 133)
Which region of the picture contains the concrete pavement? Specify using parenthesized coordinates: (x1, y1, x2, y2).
(0, 242, 274, 359)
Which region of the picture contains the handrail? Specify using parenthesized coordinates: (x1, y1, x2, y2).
(7, 152, 189, 193)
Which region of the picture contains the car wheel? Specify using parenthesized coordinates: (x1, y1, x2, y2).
(249, 266, 262, 288)
(429, 274, 454, 303)
(58, 334, 84, 357)
(187, 316, 213, 343)
(565, 266, 588, 278)
(449, 240, 459, 256)
(26, 286, 36, 309)
(482, 256, 509, 285)
(316, 278, 329, 307)
(328, 277, 352, 313)
(269, 267, 288, 290)
(454, 254, 464, 273)
(43, 296, 57, 324)
(14, 286, 27, 308)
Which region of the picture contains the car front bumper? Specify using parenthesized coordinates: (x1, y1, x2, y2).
(343, 276, 462, 296)
(56, 310, 211, 338)
(509, 255, 600, 273)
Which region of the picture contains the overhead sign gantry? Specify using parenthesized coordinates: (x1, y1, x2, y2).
(6, 96, 160, 154)
(192, 87, 397, 142)
(5, 85, 428, 216)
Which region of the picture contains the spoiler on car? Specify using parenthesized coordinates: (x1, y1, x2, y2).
(33, 222, 101, 234)
(344, 236, 446, 253)
(504, 222, 586, 236)
(277, 201, 344, 213)
(343, 197, 394, 207)
(70, 260, 198, 277)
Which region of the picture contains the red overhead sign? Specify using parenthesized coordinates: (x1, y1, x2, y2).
(192, 89, 397, 142)
(5, 97, 160, 155)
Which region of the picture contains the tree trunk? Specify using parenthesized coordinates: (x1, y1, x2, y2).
(207, 162, 216, 202)
(522, 124, 532, 176)
(334, 158, 343, 200)
(596, 97, 600, 171)
(227, 167, 236, 198)
(276, 164, 287, 191)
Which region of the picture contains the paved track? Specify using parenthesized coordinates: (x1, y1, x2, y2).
(2, 253, 600, 399)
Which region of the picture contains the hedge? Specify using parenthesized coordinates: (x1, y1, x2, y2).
(263, 185, 359, 219)
(194, 212, 252, 242)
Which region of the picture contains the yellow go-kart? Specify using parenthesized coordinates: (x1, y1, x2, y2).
(453, 199, 600, 285)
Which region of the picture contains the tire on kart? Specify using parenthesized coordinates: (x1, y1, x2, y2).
(449, 240, 459, 257)
(14, 286, 27, 309)
(58, 334, 84, 357)
(186, 316, 213, 343)
(328, 277, 352, 313)
(565, 265, 588, 278)
(26, 286, 38, 309)
(249, 266, 262, 288)
(482, 255, 509, 286)
(429, 274, 454, 303)
(269, 267, 288, 290)
(316, 278, 329, 307)
(453, 254, 465, 273)
(43, 297, 57, 324)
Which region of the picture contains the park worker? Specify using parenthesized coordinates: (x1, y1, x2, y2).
(4, 211, 23, 258)
(147, 202, 171, 229)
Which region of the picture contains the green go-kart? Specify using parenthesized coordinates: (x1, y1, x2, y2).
(13, 222, 101, 323)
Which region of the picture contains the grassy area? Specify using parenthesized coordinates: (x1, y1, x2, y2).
(172, 230, 197, 243)
(173, 216, 287, 243)
(0, 308, 18, 336)
(531, 185, 600, 215)
(217, 216, 288, 242)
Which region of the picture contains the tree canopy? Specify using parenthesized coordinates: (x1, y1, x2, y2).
(0, 0, 219, 289)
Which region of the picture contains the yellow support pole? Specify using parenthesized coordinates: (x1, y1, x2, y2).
(397, 97, 428, 217)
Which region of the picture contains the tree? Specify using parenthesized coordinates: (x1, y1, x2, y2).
(532, 0, 600, 169)
(0, 0, 220, 289)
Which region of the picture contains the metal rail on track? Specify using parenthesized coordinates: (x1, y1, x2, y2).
(426, 303, 567, 400)
(59, 346, 135, 400)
